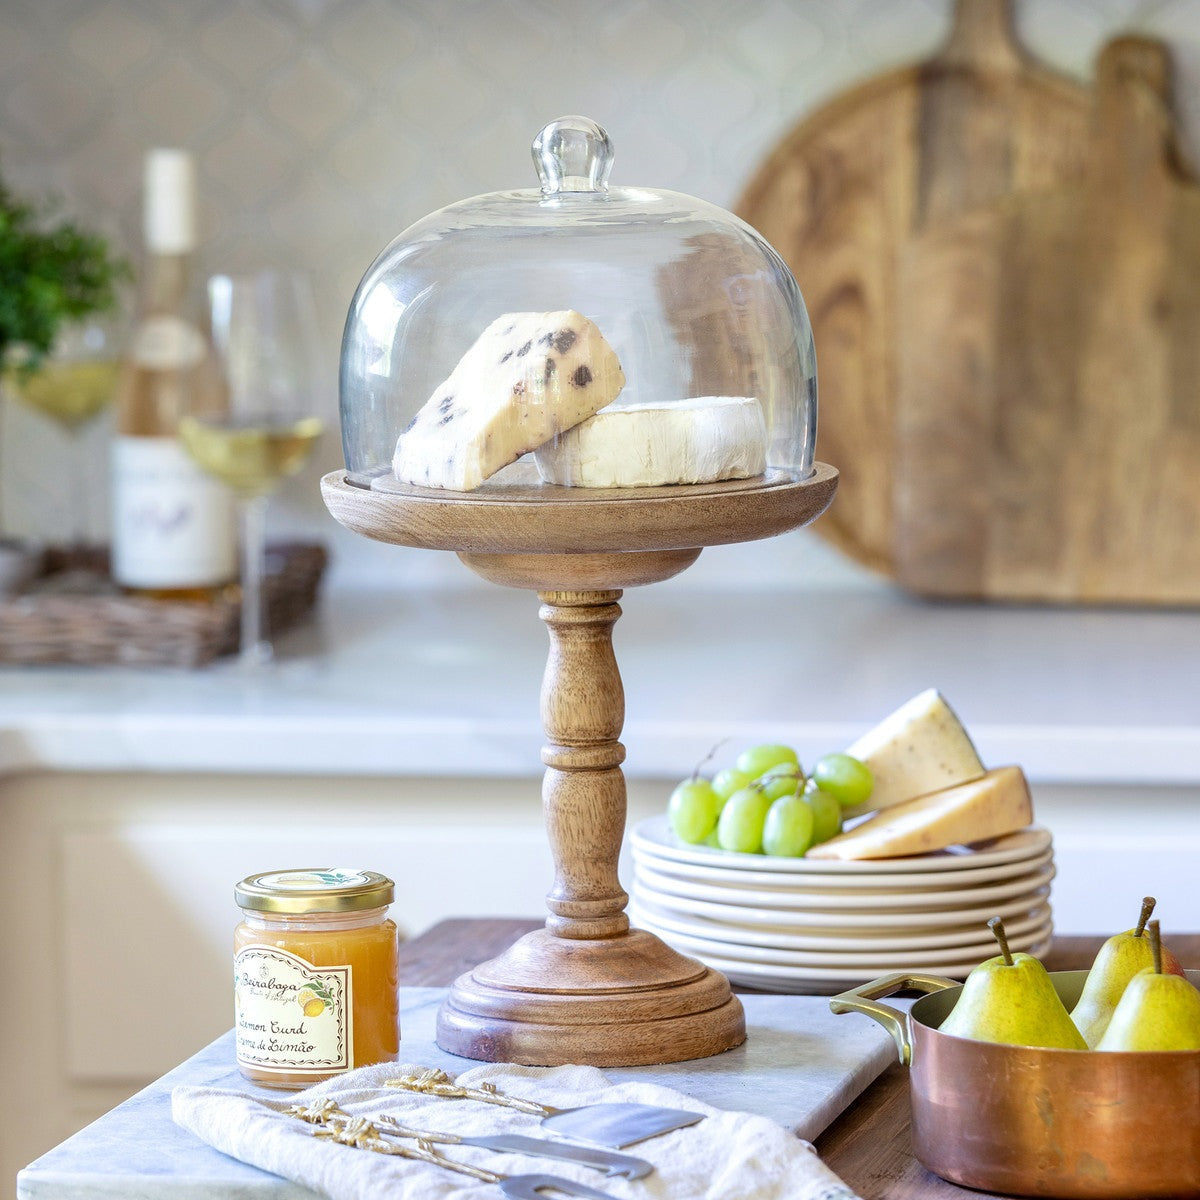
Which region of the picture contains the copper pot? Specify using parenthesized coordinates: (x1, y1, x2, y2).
(832, 970, 1200, 1199)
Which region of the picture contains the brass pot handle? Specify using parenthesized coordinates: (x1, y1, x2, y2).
(829, 971, 960, 1065)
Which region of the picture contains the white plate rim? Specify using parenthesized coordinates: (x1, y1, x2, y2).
(688, 937, 1056, 985)
(631, 815, 1052, 874)
(632, 860, 1057, 911)
(700, 931, 1056, 988)
(630, 881, 1052, 929)
(634, 913, 1054, 969)
(628, 897, 1053, 952)
(630, 845, 1055, 891)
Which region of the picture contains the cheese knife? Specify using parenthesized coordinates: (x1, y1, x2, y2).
(374, 1117, 652, 1178)
(387, 1068, 705, 1148)
(290, 1099, 624, 1199)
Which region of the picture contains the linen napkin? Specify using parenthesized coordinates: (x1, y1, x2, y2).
(172, 1059, 863, 1200)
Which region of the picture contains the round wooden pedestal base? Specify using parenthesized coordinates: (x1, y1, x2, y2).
(435, 927, 746, 1066)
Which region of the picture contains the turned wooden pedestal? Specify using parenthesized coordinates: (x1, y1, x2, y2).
(322, 464, 837, 1066)
(440, 565, 744, 1065)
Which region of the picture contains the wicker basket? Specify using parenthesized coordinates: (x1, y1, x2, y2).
(0, 542, 328, 667)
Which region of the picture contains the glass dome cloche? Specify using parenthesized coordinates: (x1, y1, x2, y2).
(338, 115, 817, 494)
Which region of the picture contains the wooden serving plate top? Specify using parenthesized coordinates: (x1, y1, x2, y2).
(323, 461, 838, 558)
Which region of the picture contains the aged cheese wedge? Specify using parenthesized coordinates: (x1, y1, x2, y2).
(806, 766, 1033, 860)
(392, 310, 625, 491)
(843, 688, 985, 817)
(533, 396, 767, 487)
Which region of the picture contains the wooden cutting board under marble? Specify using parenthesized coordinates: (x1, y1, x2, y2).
(17, 987, 897, 1200)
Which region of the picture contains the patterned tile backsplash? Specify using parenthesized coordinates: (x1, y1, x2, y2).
(2, 0, 1199, 589)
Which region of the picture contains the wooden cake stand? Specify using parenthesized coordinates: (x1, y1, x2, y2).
(322, 462, 838, 1066)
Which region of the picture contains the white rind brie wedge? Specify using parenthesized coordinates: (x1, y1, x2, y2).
(392, 310, 625, 491)
(534, 396, 767, 488)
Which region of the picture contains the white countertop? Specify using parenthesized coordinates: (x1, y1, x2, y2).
(1, 578, 1198, 785)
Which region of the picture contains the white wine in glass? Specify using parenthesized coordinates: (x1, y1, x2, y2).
(183, 270, 324, 667)
(9, 316, 122, 547)
(13, 357, 119, 430)
(178, 415, 323, 499)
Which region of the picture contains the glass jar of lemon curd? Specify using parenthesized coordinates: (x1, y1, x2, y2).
(234, 868, 399, 1088)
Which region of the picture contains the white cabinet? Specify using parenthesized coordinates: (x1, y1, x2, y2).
(1022, 784, 1200, 933)
(0, 769, 571, 1185)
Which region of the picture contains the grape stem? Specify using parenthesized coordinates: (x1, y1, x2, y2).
(690, 738, 729, 781)
(751, 766, 805, 792)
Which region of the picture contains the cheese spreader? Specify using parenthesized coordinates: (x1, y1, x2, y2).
(533, 1103, 703, 1149)
(492, 1173, 619, 1200)
(373, 1119, 653, 1180)
(387, 1068, 705, 1148)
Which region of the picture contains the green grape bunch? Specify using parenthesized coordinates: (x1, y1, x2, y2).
(665, 742, 873, 858)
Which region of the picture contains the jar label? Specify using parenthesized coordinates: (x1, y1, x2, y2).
(234, 947, 353, 1075)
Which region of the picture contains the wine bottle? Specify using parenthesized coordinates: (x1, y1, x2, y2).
(110, 149, 236, 599)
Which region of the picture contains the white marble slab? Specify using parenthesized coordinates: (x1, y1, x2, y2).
(16, 986, 896, 1200)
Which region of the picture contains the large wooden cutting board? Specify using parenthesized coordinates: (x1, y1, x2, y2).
(894, 36, 1200, 603)
(738, 0, 1092, 582)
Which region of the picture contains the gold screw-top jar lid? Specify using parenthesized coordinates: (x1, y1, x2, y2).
(235, 868, 394, 914)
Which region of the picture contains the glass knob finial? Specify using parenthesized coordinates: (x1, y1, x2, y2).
(532, 116, 613, 195)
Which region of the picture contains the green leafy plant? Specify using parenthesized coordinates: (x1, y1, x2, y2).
(0, 168, 128, 375)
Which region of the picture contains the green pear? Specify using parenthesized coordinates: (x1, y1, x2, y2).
(1070, 896, 1185, 1047)
(939, 917, 1087, 1050)
(1097, 920, 1200, 1051)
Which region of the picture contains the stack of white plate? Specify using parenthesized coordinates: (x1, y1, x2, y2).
(628, 815, 1055, 993)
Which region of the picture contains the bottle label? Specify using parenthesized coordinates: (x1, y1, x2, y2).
(234, 946, 353, 1075)
(130, 315, 206, 371)
(111, 436, 236, 587)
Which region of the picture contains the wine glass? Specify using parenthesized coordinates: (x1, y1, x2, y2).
(179, 270, 324, 668)
(7, 313, 122, 550)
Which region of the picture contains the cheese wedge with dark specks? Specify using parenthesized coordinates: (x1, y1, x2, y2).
(806, 766, 1033, 860)
(392, 310, 625, 491)
(842, 687, 985, 817)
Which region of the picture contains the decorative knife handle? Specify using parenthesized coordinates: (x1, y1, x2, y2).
(286, 1100, 500, 1183)
(385, 1067, 552, 1116)
(286, 1100, 620, 1199)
